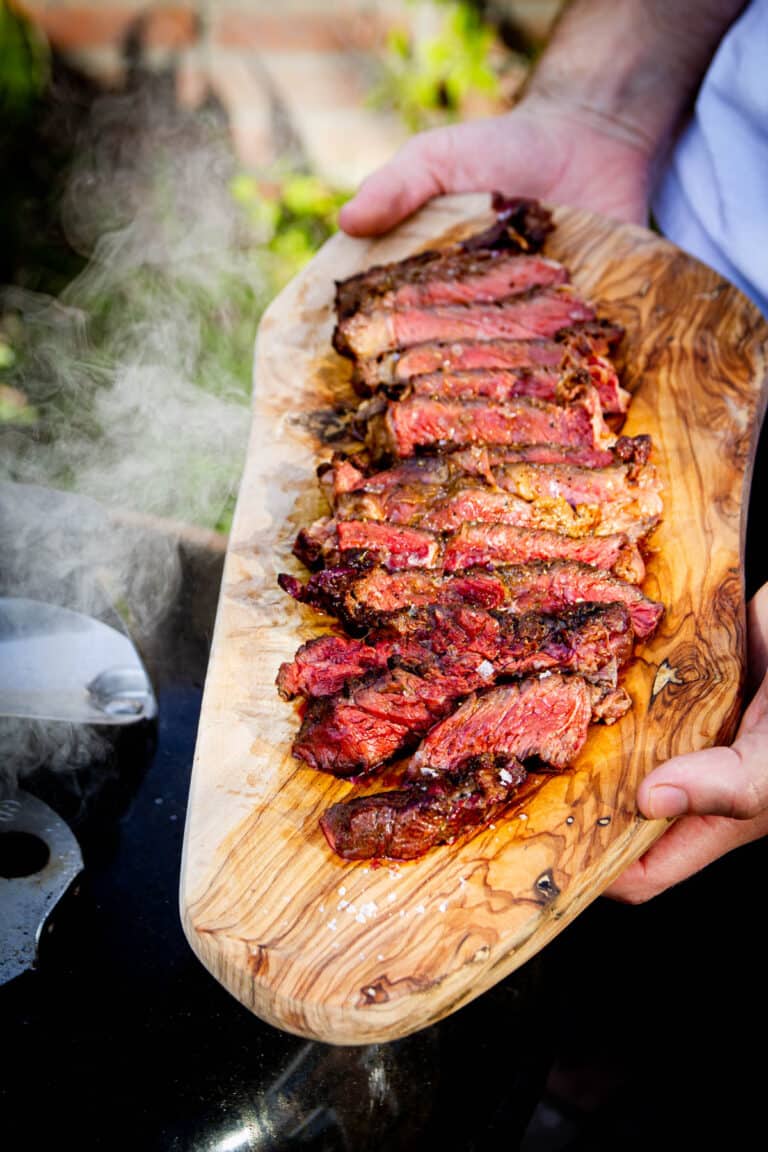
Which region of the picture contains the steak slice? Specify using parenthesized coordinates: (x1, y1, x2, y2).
(334, 519, 442, 570)
(332, 460, 661, 545)
(281, 599, 634, 699)
(291, 602, 634, 774)
(333, 289, 597, 360)
(408, 366, 564, 404)
(495, 560, 664, 638)
(410, 673, 599, 779)
(353, 320, 624, 393)
(303, 515, 645, 582)
(443, 523, 646, 583)
(319, 756, 528, 860)
(355, 337, 567, 391)
(417, 486, 603, 536)
(319, 435, 653, 506)
(276, 633, 389, 700)
(280, 559, 664, 638)
(368, 387, 613, 461)
(493, 457, 660, 504)
(405, 362, 629, 416)
(333, 193, 554, 320)
(334, 193, 555, 322)
(446, 436, 651, 478)
(336, 250, 568, 319)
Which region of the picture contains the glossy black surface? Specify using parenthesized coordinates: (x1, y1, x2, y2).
(3, 678, 767, 1152)
(2, 421, 768, 1152)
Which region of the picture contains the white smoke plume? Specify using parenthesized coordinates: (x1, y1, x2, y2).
(0, 73, 269, 785)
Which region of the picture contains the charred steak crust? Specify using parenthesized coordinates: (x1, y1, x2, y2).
(274, 194, 665, 859)
(280, 559, 663, 640)
(334, 194, 555, 326)
(288, 601, 634, 777)
(319, 757, 529, 860)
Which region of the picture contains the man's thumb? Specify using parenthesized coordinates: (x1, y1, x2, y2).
(338, 124, 465, 237)
(638, 734, 768, 821)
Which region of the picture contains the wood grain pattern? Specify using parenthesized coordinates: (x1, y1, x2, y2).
(180, 194, 768, 1046)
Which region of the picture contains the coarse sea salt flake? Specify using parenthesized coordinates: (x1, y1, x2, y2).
(477, 659, 494, 680)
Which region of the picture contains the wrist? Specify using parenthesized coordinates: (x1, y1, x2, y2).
(516, 86, 658, 163)
(523, 0, 747, 163)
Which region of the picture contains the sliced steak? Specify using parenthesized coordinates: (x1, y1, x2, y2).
(278, 194, 664, 862)
(291, 602, 634, 774)
(411, 673, 597, 778)
(360, 350, 628, 416)
(443, 523, 646, 583)
(493, 457, 660, 503)
(334, 193, 555, 323)
(493, 560, 664, 638)
(418, 486, 604, 536)
(333, 289, 597, 360)
(447, 435, 651, 474)
(280, 559, 663, 638)
(353, 321, 624, 393)
(306, 515, 645, 582)
(276, 633, 388, 700)
(319, 756, 528, 860)
(368, 387, 613, 461)
(336, 250, 568, 319)
(335, 519, 442, 570)
(408, 366, 565, 404)
(332, 459, 661, 545)
(356, 337, 567, 391)
(407, 362, 629, 415)
(319, 436, 653, 507)
(281, 599, 633, 699)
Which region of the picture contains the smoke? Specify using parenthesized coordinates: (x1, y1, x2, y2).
(3, 78, 261, 523)
(0, 73, 268, 786)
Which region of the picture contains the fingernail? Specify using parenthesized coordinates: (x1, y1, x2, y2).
(647, 784, 689, 818)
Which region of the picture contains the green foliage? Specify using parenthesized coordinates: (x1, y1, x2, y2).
(232, 171, 349, 289)
(0, 0, 50, 116)
(0, 165, 349, 533)
(0, 330, 36, 425)
(370, 1, 500, 130)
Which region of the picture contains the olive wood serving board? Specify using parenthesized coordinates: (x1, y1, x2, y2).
(180, 194, 768, 1046)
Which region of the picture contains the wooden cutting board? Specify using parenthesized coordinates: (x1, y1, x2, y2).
(180, 194, 768, 1046)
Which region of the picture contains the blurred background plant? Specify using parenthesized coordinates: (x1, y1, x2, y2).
(231, 172, 350, 292)
(0, 0, 49, 116)
(370, 0, 536, 130)
(0, 0, 541, 535)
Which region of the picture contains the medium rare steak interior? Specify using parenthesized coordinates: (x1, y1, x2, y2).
(276, 193, 665, 861)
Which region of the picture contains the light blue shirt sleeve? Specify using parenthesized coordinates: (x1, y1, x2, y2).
(652, 0, 768, 317)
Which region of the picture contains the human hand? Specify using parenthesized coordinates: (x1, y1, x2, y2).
(606, 582, 768, 903)
(338, 92, 654, 238)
